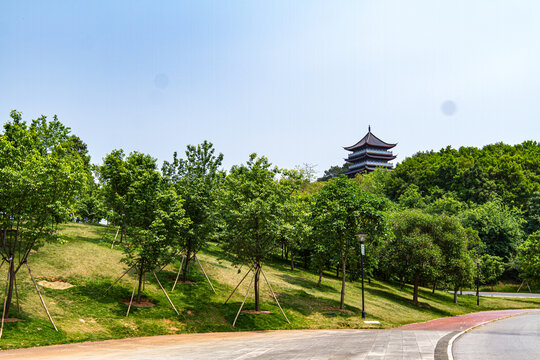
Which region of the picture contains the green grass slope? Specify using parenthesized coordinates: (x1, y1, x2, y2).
(1, 223, 539, 349)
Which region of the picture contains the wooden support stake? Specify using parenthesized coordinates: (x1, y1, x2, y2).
(232, 272, 254, 327)
(0, 261, 10, 339)
(152, 271, 179, 315)
(261, 268, 290, 324)
(156, 250, 183, 274)
(195, 255, 216, 294)
(224, 266, 253, 304)
(101, 222, 112, 240)
(27, 262, 58, 331)
(105, 266, 134, 294)
(126, 281, 137, 317)
(171, 255, 185, 291)
(111, 227, 120, 249)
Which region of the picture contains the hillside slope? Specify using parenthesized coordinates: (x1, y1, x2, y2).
(2, 223, 539, 349)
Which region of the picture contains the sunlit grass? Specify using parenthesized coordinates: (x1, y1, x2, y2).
(1, 222, 539, 349)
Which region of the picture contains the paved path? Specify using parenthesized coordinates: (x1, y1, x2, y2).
(458, 291, 540, 298)
(453, 312, 540, 360)
(398, 309, 540, 331)
(1, 310, 538, 360)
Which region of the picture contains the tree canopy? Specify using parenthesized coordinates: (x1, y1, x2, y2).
(0, 110, 88, 315)
(162, 141, 224, 281)
(220, 154, 295, 310)
(100, 150, 190, 302)
(311, 176, 387, 309)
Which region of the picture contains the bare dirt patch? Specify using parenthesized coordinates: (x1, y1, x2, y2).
(3, 318, 24, 322)
(167, 277, 197, 284)
(163, 319, 184, 331)
(38, 280, 75, 290)
(120, 298, 155, 308)
(241, 310, 272, 314)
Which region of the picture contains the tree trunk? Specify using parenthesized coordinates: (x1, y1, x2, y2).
(339, 257, 346, 310)
(182, 241, 192, 282)
(4, 261, 16, 316)
(317, 269, 323, 287)
(413, 274, 419, 305)
(254, 262, 261, 311)
(290, 249, 294, 271)
(453, 287, 458, 304)
(284, 246, 289, 261)
(136, 263, 144, 303)
(460, 287, 463, 295)
(432, 282, 436, 294)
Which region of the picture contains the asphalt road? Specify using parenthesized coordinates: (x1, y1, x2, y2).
(0, 329, 450, 360)
(2, 310, 537, 360)
(459, 291, 540, 298)
(453, 312, 540, 360)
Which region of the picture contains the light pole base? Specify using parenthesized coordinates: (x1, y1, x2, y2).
(361, 311, 366, 319)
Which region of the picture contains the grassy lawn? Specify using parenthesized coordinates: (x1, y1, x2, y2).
(1, 223, 539, 349)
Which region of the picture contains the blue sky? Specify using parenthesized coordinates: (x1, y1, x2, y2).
(1, 1, 539, 175)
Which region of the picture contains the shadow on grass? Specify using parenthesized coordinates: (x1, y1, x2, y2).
(62, 272, 190, 320)
(366, 287, 454, 317)
(368, 280, 457, 306)
(277, 274, 337, 293)
(58, 223, 113, 248)
(279, 289, 360, 316)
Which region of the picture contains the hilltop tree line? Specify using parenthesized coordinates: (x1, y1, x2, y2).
(2, 110, 540, 319)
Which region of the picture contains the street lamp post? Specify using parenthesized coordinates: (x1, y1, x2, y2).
(476, 259, 481, 306)
(356, 233, 367, 319)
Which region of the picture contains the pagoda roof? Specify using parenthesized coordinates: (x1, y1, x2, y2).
(345, 152, 397, 162)
(344, 126, 396, 151)
(345, 155, 397, 163)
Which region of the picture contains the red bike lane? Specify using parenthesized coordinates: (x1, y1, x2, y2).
(398, 308, 540, 331)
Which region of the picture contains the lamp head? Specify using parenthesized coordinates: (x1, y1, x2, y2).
(356, 233, 367, 243)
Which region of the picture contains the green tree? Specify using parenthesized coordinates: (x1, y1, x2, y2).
(311, 177, 387, 309)
(479, 254, 505, 290)
(354, 167, 391, 198)
(397, 184, 427, 209)
(280, 190, 312, 271)
(518, 231, 540, 285)
(385, 142, 540, 210)
(459, 200, 525, 260)
(220, 154, 293, 311)
(384, 210, 472, 304)
(99, 149, 131, 241)
(100, 151, 189, 303)
(524, 192, 540, 235)
(317, 163, 349, 181)
(0, 111, 88, 316)
(384, 211, 442, 305)
(75, 166, 106, 224)
(425, 193, 466, 216)
(162, 141, 224, 281)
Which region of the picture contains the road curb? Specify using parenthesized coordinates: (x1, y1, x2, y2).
(445, 311, 537, 360)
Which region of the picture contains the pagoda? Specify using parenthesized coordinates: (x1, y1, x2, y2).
(343, 126, 396, 177)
